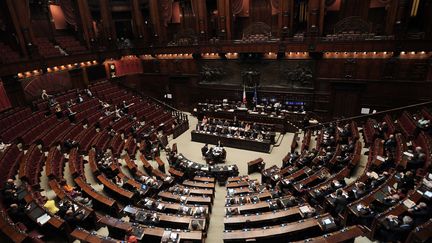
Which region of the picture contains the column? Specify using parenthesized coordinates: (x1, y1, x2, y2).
(278, 0, 294, 38)
(191, 0, 208, 40)
(217, 0, 231, 40)
(385, 0, 399, 35)
(100, 0, 116, 46)
(5, 0, 28, 57)
(76, 0, 95, 48)
(394, 0, 410, 39)
(149, 0, 166, 43)
(307, 0, 325, 36)
(131, 0, 146, 39)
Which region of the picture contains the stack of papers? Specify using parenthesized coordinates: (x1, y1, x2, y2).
(299, 206, 311, 214)
(37, 213, 51, 225)
(403, 199, 416, 209)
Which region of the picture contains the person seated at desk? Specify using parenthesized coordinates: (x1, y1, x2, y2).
(408, 202, 430, 225)
(114, 176, 124, 187)
(8, 203, 29, 221)
(376, 122, 388, 139)
(384, 134, 397, 155)
(3, 178, 17, 191)
(338, 124, 351, 144)
(357, 204, 376, 225)
(398, 171, 415, 191)
(2, 187, 19, 206)
(334, 189, 348, 215)
(353, 182, 367, 199)
(256, 132, 264, 141)
(381, 193, 401, 208)
(225, 207, 239, 216)
(64, 209, 84, 229)
(58, 200, 73, 218)
(202, 116, 208, 125)
(190, 220, 203, 231)
(194, 206, 205, 216)
(377, 215, 413, 242)
(407, 147, 426, 170)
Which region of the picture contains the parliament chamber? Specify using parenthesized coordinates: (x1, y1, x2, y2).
(0, 0, 432, 243)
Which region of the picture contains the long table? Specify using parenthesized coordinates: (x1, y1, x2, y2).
(191, 130, 271, 153)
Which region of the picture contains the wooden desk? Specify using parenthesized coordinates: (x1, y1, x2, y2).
(124, 205, 207, 230)
(97, 174, 135, 201)
(74, 177, 116, 210)
(170, 185, 214, 197)
(0, 210, 29, 243)
(155, 156, 166, 173)
(143, 227, 203, 243)
(98, 214, 203, 243)
(224, 205, 305, 230)
(226, 191, 272, 205)
(161, 201, 209, 216)
(193, 176, 215, 183)
(247, 158, 264, 174)
(405, 218, 432, 243)
(183, 180, 215, 189)
(158, 191, 212, 206)
(293, 168, 331, 193)
(71, 228, 120, 243)
(291, 225, 365, 243)
(191, 130, 271, 153)
(223, 214, 335, 242)
(226, 180, 254, 188)
(227, 176, 249, 183)
(169, 167, 185, 179)
(227, 187, 255, 196)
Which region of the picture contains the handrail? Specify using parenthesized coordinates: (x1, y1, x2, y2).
(305, 100, 432, 130)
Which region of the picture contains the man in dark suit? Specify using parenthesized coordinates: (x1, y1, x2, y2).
(334, 189, 348, 215)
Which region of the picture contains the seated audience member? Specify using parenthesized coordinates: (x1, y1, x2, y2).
(64, 209, 84, 228)
(353, 182, 367, 199)
(121, 101, 130, 114)
(398, 171, 415, 191)
(190, 220, 202, 230)
(76, 94, 84, 103)
(357, 204, 376, 225)
(41, 89, 50, 100)
(378, 215, 413, 242)
(55, 104, 63, 119)
(67, 107, 76, 123)
(407, 146, 426, 170)
(408, 202, 430, 224)
(84, 88, 93, 97)
(0, 139, 11, 153)
(3, 178, 17, 191)
(7, 203, 28, 222)
(114, 176, 124, 187)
